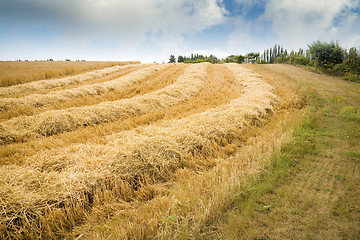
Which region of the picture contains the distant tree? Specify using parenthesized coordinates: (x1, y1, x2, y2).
(263, 50, 266, 62)
(208, 54, 219, 63)
(179, 53, 218, 64)
(273, 44, 278, 58)
(224, 55, 242, 63)
(308, 41, 344, 70)
(225, 55, 236, 63)
(169, 55, 176, 63)
(294, 55, 310, 66)
(345, 47, 360, 79)
(343, 49, 349, 61)
(277, 53, 287, 63)
(236, 55, 245, 63)
(298, 48, 304, 56)
(288, 50, 296, 64)
(177, 55, 184, 63)
(247, 52, 260, 63)
(278, 45, 281, 56)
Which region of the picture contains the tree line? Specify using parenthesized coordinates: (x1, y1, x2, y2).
(169, 41, 360, 80)
(258, 41, 359, 79)
(169, 54, 219, 63)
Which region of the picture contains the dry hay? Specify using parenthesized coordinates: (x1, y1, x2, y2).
(0, 64, 140, 98)
(0, 64, 166, 113)
(0, 63, 208, 145)
(0, 61, 141, 88)
(0, 63, 278, 239)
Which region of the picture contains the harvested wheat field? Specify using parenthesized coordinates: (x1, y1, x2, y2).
(0, 61, 140, 88)
(0, 62, 305, 239)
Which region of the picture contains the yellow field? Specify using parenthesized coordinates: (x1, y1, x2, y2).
(0, 61, 140, 88)
(0, 62, 302, 239)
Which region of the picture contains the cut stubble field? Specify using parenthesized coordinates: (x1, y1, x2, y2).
(1, 61, 357, 239)
(0, 61, 140, 88)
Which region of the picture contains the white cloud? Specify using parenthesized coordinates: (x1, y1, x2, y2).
(0, 0, 228, 61)
(263, 0, 360, 49)
(2, 0, 359, 61)
(325, 4, 360, 48)
(227, 0, 360, 53)
(226, 14, 274, 55)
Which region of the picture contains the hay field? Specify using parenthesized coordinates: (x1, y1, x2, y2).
(0, 63, 302, 239)
(0, 61, 140, 88)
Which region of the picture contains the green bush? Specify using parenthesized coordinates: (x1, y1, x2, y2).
(343, 75, 360, 82)
(334, 63, 350, 73)
(294, 55, 310, 66)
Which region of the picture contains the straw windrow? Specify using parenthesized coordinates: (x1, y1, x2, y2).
(0, 64, 142, 98)
(0, 63, 278, 239)
(0, 64, 168, 114)
(0, 63, 207, 144)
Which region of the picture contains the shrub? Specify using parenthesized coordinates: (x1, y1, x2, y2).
(334, 63, 350, 73)
(294, 55, 310, 66)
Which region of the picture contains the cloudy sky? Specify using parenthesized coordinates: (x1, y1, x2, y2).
(1, 0, 359, 62)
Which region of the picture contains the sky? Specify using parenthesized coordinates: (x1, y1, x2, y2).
(0, 0, 359, 63)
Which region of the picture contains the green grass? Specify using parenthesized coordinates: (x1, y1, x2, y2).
(343, 75, 360, 82)
(345, 151, 360, 158)
(205, 66, 360, 239)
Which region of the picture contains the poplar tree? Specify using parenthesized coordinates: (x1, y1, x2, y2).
(169, 55, 176, 63)
(345, 47, 360, 79)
